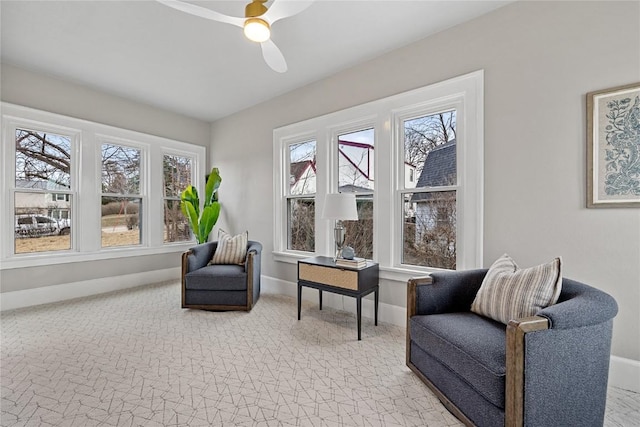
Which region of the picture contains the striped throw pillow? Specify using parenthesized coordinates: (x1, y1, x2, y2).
(210, 230, 248, 265)
(470, 254, 562, 325)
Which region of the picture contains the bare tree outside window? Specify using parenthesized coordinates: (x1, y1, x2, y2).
(338, 128, 374, 259)
(101, 144, 142, 247)
(404, 190, 456, 269)
(288, 140, 316, 251)
(402, 111, 457, 269)
(288, 198, 315, 252)
(163, 155, 192, 243)
(14, 129, 72, 254)
(15, 129, 71, 189)
(343, 196, 373, 259)
(102, 144, 140, 194)
(404, 112, 456, 176)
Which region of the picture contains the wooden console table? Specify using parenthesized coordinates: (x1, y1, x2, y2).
(297, 256, 379, 340)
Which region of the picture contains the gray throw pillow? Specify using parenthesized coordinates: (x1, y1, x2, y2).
(470, 254, 562, 325)
(210, 229, 248, 265)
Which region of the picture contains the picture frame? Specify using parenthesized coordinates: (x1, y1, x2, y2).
(586, 82, 640, 208)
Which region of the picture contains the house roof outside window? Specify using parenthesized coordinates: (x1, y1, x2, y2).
(412, 139, 456, 202)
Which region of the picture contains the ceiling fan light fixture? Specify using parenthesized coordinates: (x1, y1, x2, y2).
(244, 18, 271, 43)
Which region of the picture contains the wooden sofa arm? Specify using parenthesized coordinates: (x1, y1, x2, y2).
(407, 276, 433, 318)
(181, 249, 193, 308)
(505, 316, 550, 427)
(246, 248, 256, 309)
(406, 276, 433, 365)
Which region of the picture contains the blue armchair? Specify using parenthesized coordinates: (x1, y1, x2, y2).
(406, 269, 618, 427)
(181, 240, 262, 311)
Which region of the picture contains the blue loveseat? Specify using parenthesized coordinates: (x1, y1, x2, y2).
(406, 269, 618, 427)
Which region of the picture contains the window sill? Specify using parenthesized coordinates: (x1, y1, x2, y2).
(378, 265, 434, 282)
(0, 242, 195, 270)
(272, 251, 314, 264)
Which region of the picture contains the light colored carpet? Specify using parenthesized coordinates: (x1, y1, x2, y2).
(1, 281, 638, 427)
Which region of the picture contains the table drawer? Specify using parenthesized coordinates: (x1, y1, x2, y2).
(299, 263, 358, 290)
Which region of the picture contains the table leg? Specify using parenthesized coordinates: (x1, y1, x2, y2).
(375, 287, 379, 326)
(357, 296, 362, 341)
(319, 290, 323, 310)
(297, 282, 302, 320)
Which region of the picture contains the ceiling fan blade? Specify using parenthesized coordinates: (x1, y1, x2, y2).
(263, 0, 314, 25)
(156, 0, 244, 28)
(261, 39, 288, 73)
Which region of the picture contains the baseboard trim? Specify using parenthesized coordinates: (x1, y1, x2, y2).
(0, 267, 180, 311)
(609, 355, 640, 393)
(262, 275, 297, 298)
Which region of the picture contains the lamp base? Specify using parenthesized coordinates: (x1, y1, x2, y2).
(333, 220, 346, 262)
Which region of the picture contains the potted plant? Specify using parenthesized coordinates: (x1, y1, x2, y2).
(180, 167, 222, 244)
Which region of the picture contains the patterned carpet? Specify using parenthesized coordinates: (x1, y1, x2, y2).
(1, 281, 638, 427)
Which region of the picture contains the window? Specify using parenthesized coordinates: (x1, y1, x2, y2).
(163, 154, 192, 243)
(274, 71, 483, 276)
(101, 143, 142, 248)
(401, 110, 457, 269)
(14, 128, 74, 254)
(287, 140, 316, 252)
(1, 103, 206, 269)
(338, 128, 374, 260)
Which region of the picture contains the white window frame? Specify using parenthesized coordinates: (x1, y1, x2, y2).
(98, 136, 148, 249)
(277, 131, 319, 256)
(1, 103, 206, 270)
(162, 149, 197, 245)
(4, 117, 80, 257)
(331, 118, 377, 260)
(273, 71, 484, 281)
(394, 103, 461, 271)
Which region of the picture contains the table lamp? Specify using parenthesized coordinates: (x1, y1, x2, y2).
(322, 193, 358, 261)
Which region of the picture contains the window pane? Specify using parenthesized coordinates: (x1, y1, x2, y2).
(14, 192, 71, 254)
(289, 140, 316, 196)
(403, 191, 456, 270)
(404, 110, 457, 189)
(101, 144, 141, 195)
(164, 199, 191, 243)
(164, 155, 192, 197)
(101, 197, 141, 247)
(343, 195, 373, 259)
(287, 198, 315, 251)
(163, 155, 192, 243)
(15, 129, 71, 190)
(338, 129, 374, 192)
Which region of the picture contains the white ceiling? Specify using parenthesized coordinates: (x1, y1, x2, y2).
(1, 0, 511, 122)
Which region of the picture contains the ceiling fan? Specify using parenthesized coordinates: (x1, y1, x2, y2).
(157, 0, 314, 73)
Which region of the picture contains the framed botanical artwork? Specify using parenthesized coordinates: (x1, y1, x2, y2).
(587, 82, 640, 208)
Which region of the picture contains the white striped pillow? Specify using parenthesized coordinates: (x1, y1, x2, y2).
(470, 254, 562, 325)
(210, 230, 248, 265)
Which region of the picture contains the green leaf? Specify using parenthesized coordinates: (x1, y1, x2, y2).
(204, 168, 222, 208)
(199, 202, 221, 243)
(179, 167, 222, 244)
(181, 185, 200, 219)
(181, 200, 201, 242)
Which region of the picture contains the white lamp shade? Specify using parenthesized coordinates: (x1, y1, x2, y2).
(322, 193, 358, 221)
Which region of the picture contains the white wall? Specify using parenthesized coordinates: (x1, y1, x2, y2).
(0, 63, 211, 292)
(210, 0, 640, 365)
(1, 64, 210, 146)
